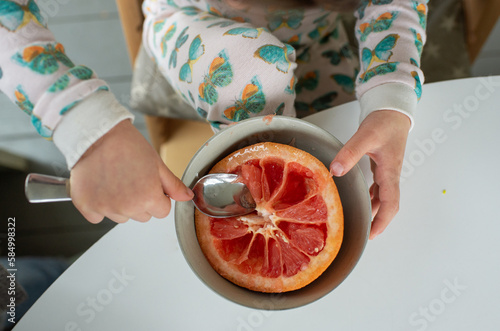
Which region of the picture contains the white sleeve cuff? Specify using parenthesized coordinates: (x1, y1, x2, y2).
(53, 91, 134, 169)
(359, 83, 417, 130)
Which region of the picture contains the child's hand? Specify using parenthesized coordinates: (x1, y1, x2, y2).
(329, 110, 411, 239)
(69, 120, 194, 224)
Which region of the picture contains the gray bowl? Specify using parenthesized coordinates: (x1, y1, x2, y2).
(175, 116, 371, 310)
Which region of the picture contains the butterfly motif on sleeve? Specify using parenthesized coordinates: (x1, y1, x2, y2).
(357, 11, 399, 42)
(207, 20, 236, 28)
(356, 0, 394, 19)
(199, 7, 245, 24)
(188, 91, 195, 104)
(223, 76, 266, 122)
(286, 34, 301, 48)
(274, 102, 285, 115)
(31, 113, 52, 139)
(361, 33, 398, 71)
(179, 35, 205, 83)
(358, 34, 399, 83)
(159, 23, 177, 57)
(284, 76, 297, 95)
(308, 13, 329, 41)
(411, 71, 422, 100)
(266, 9, 304, 32)
(48, 65, 94, 92)
(322, 44, 353, 65)
(166, 0, 179, 8)
(295, 71, 319, 94)
(209, 120, 223, 130)
(254, 44, 295, 73)
(331, 69, 359, 95)
(180, 6, 201, 16)
(410, 57, 419, 67)
(12, 43, 74, 75)
(297, 46, 311, 63)
(410, 28, 423, 56)
(153, 20, 166, 34)
(223, 27, 266, 39)
(14, 85, 34, 115)
(319, 26, 339, 45)
(0, 0, 46, 32)
(359, 62, 399, 84)
(196, 107, 208, 119)
(196, 6, 222, 21)
(295, 91, 338, 117)
(14, 85, 52, 138)
(411, 0, 427, 29)
(198, 49, 233, 105)
(169, 26, 189, 69)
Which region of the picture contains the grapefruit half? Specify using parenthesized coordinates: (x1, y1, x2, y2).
(195, 142, 343, 293)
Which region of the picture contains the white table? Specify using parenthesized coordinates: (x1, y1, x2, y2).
(14, 76, 500, 330)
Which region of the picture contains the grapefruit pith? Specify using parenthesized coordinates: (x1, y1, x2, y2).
(195, 142, 343, 293)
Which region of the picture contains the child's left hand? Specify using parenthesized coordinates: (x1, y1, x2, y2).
(329, 110, 411, 239)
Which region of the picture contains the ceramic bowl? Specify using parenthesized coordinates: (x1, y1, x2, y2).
(174, 116, 371, 310)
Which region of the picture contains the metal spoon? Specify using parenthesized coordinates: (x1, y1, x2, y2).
(191, 173, 256, 218)
(24, 173, 256, 218)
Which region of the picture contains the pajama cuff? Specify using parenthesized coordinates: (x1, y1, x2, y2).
(53, 91, 134, 169)
(359, 82, 417, 131)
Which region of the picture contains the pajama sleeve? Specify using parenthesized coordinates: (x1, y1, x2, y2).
(0, 0, 133, 169)
(354, 0, 428, 129)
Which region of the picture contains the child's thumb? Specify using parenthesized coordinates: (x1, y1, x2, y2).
(159, 164, 194, 201)
(330, 130, 372, 177)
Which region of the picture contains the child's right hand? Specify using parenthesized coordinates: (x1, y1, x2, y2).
(69, 120, 194, 224)
(329, 110, 411, 240)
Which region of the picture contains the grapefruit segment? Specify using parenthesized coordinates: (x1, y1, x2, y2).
(278, 222, 326, 256)
(210, 218, 249, 240)
(195, 142, 343, 293)
(275, 195, 328, 223)
(262, 157, 284, 200)
(240, 161, 263, 203)
(277, 234, 310, 277)
(264, 238, 282, 278)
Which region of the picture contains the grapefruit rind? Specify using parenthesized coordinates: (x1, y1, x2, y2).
(195, 142, 343, 293)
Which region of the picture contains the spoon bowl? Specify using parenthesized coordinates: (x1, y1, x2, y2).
(192, 173, 256, 217)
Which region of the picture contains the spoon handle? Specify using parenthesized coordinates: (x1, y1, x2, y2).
(25, 173, 71, 203)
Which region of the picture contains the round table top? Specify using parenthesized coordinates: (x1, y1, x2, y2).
(14, 76, 500, 331)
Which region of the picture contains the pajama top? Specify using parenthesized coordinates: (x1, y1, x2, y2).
(0, 0, 427, 169)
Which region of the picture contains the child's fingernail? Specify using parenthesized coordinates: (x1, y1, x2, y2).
(330, 162, 344, 177)
(186, 187, 194, 199)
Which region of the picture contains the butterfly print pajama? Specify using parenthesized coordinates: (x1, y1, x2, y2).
(0, 0, 427, 168)
(143, 0, 428, 130)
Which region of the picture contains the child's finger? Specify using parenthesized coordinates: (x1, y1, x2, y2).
(130, 212, 153, 223)
(106, 213, 130, 224)
(147, 193, 172, 219)
(75, 205, 105, 224)
(158, 163, 194, 201)
(330, 130, 374, 177)
(369, 168, 400, 239)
